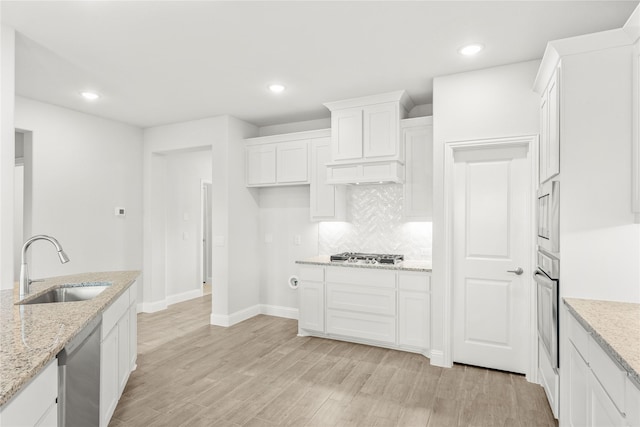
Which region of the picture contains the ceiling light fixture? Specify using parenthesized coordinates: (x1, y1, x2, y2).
(268, 84, 285, 94)
(458, 43, 484, 56)
(81, 91, 100, 101)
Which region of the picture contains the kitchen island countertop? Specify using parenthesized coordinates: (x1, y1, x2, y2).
(564, 298, 640, 385)
(296, 255, 432, 272)
(0, 270, 140, 407)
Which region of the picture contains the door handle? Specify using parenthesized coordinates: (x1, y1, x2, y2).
(508, 267, 524, 275)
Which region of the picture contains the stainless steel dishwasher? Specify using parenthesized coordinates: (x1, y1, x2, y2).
(58, 315, 101, 427)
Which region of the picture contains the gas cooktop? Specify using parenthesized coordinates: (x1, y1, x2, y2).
(330, 252, 404, 265)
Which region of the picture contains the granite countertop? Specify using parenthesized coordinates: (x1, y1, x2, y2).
(0, 270, 140, 407)
(564, 298, 640, 385)
(296, 255, 432, 272)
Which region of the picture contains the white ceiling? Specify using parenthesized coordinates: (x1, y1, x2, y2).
(2, 1, 638, 128)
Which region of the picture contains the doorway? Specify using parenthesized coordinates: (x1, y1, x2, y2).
(445, 136, 536, 377)
(200, 180, 212, 295)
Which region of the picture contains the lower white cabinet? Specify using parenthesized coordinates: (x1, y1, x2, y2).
(298, 265, 431, 356)
(0, 359, 57, 427)
(100, 281, 137, 427)
(566, 307, 640, 427)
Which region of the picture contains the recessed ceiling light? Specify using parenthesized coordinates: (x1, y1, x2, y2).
(81, 91, 100, 101)
(458, 43, 484, 56)
(268, 84, 285, 94)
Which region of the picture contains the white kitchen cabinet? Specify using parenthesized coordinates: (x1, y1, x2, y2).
(402, 117, 433, 220)
(298, 281, 325, 333)
(245, 131, 322, 187)
(633, 43, 640, 218)
(626, 377, 640, 427)
(0, 359, 57, 427)
(331, 108, 363, 161)
(100, 282, 137, 427)
(310, 137, 346, 221)
(323, 91, 413, 184)
(566, 308, 636, 427)
(100, 324, 119, 427)
(568, 342, 589, 427)
(246, 145, 276, 186)
(276, 141, 309, 184)
(590, 373, 626, 427)
(539, 67, 560, 184)
(298, 264, 431, 356)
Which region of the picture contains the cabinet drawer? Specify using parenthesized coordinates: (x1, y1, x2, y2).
(102, 288, 130, 336)
(399, 272, 430, 292)
(326, 283, 395, 316)
(1, 359, 57, 427)
(299, 266, 324, 282)
(326, 267, 395, 288)
(326, 309, 396, 344)
(568, 313, 590, 362)
(588, 335, 627, 414)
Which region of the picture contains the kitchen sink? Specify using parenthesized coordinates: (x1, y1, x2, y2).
(18, 282, 112, 305)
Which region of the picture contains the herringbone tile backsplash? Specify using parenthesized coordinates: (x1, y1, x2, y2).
(318, 184, 432, 260)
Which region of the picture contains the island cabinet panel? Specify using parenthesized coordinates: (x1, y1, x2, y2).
(565, 307, 636, 427)
(0, 359, 57, 427)
(298, 264, 431, 357)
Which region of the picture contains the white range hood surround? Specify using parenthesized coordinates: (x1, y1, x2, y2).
(325, 158, 404, 185)
(324, 91, 413, 185)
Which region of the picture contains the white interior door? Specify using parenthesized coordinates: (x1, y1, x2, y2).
(452, 143, 531, 374)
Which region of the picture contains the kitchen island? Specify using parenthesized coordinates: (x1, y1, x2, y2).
(0, 270, 139, 408)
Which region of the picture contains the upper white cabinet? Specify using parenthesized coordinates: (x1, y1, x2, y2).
(633, 39, 640, 219)
(539, 68, 560, 184)
(324, 91, 414, 184)
(402, 117, 433, 220)
(245, 133, 312, 187)
(310, 136, 346, 221)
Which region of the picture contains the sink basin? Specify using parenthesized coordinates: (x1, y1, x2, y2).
(18, 282, 112, 305)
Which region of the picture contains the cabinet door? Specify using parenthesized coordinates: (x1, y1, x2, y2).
(398, 291, 430, 350)
(129, 303, 137, 371)
(540, 88, 549, 184)
(100, 326, 119, 427)
(626, 378, 640, 427)
(34, 402, 57, 427)
(299, 281, 324, 333)
(568, 343, 589, 427)
(403, 124, 433, 220)
(589, 373, 625, 427)
(331, 108, 363, 161)
(547, 70, 560, 180)
(276, 140, 309, 183)
(246, 145, 276, 186)
(118, 312, 130, 394)
(311, 138, 345, 221)
(364, 102, 398, 158)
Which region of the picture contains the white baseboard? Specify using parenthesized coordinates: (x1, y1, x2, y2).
(260, 304, 299, 320)
(211, 304, 298, 327)
(167, 288, 203, 306)
(139, 300, 168, 313)
(429, 349, 450, 367)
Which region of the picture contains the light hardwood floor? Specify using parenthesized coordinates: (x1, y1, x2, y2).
(110, 294, 558, 427)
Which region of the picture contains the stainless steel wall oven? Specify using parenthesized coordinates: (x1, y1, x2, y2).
(534, 249, 559, 369)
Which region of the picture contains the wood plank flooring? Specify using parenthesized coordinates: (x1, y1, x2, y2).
(110, 294, 558, 427)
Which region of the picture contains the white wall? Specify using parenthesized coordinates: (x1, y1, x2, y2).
(165, 149, 212, 302)
(14, 96, 144, 280)
(560, 46, 640, 303)
(432, 60, 541, 364)
(143, 116, 226, 310)
(259, 186, 318, 311)
(0, 26, 16, 289)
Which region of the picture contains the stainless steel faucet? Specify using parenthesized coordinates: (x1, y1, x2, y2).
(19, 235, 70, 300)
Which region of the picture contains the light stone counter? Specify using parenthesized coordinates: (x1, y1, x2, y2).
(296, 255, 432, 272)
(564, 298, 640, 385)
(0, 270, 140, 407)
